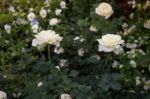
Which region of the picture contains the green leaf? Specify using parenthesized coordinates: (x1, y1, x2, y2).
(69, 70, 79, 77)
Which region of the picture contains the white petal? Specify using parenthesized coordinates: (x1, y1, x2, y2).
(98, 45, 114, 52)
(32, 39, 38, 46)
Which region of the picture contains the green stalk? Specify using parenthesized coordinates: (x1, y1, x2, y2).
(48, 44, 51, 64)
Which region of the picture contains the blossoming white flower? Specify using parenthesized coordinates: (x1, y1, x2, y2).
(60, 94, 72, 99)
(97, 34, 124, 53)
(144, 80, 150, 90)
(54, 47, 64, 54)
(55, 66, 60, 71)
(126, 43, 137, 49)
(13, 92, 21, 98)
(39, 9, 47, 18)
(31, 24, 39, 33)
(130, 60, 137, 68)
(123, 25, 136, 35)
(55, 9, 62, 16)
(37, 81, 43, 87)
(89, 25, 97, 32)
(95, 2, 113, 19)
(74, 36, 80, 41)
(59, 59, 67, 67)
(44, 0, 51, 7)
(128, 0, 136, 8)
(144, 19, 150, 29)
(135, 76, 141, 86)
(32, 30, 63, 49)
(4, 24, 11, 34)
(129, 13, 134, 19)
(122, 23, 128, 29)
(112, 60, 119, 68)
(80, 38, 85, 42)
(126, 50, 136, 59)
(27, 12, 35, 21)
(0, 91, 7, 99)
(49, 18, 60, 26)
(78, 48, 85, 56)
(8, 6, 15, 13)
(60, 1, 67, 9)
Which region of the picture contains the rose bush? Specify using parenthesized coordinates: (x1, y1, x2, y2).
(0, 0, 150, 99)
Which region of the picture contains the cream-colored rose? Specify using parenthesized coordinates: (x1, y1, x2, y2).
(0, 91, 7, 99)
(60, 94, 72, 99)
(97, 34, 124, 52)
(95, 2, 113, 19)
(32, 30, 63, 48)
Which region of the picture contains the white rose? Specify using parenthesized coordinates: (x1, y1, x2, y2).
(95, 2, 113, 19)
(27, 12, 35, 21)
(97, 34, 124, 53)
(4, 24, 11, 34)
(49, 18, 60, 26)
(60, 94, 72, 99)
(32, 30, 63, 48)
(60, 1, 67, 9)
(39, 9, 47, 18)
(55, 9, 62, 16)
(0, 91, 7, 99)
(31, 24, 39, 33)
